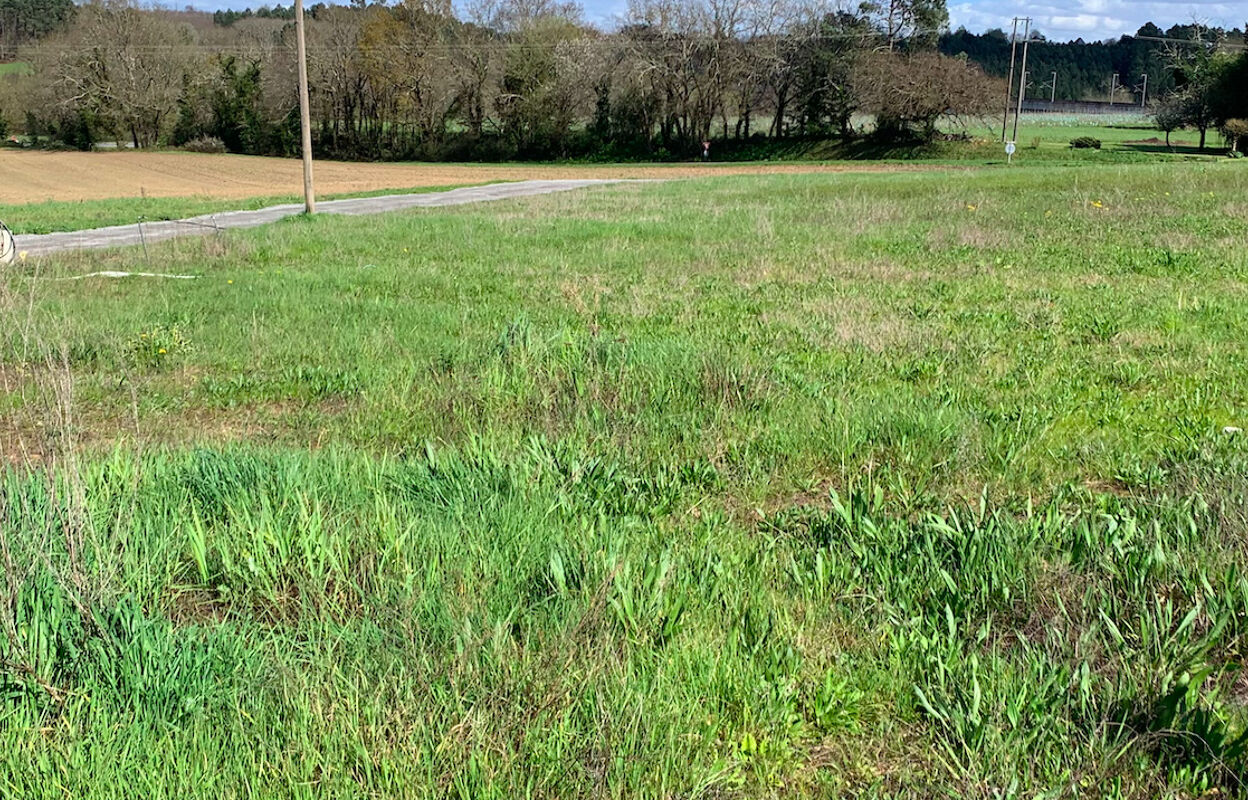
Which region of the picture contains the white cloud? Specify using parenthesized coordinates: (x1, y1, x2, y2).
(1047, 14, 1105, 32)
(948, 0, 1244, 40)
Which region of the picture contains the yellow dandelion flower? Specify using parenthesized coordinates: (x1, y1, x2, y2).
(227, 279, 234, 284)
(1091, 200, 1104, 209)
(158, 348, 167, 354)
(966, 204, 977, 212)
(18, 251, 27, 263)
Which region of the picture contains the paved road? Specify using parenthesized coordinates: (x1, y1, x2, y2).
(14, 179, 628, 258)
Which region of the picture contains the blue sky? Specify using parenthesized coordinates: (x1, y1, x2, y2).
(943, 0, 1245, 41)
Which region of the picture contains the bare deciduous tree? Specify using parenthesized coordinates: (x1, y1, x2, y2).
(854, 50, 997, 139)
(13, 0, 1034, 157)
(36, 1, 195, 147)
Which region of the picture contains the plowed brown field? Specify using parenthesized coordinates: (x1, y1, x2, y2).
(0, 150, 934, 204)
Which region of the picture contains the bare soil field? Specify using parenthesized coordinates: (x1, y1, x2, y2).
(0, 150, 933, 204)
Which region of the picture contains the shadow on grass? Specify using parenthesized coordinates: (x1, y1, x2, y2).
(1121, 143, 1231, 156)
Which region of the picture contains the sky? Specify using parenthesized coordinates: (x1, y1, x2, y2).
(944, 1, 1246, 42)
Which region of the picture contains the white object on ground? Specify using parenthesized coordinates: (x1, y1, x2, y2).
(1224, 426, 1243, 434)
(0, 221, 15, 265)
(63, 271, 198, 280)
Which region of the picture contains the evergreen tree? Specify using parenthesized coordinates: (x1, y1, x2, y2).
(0, 0, 75, 58)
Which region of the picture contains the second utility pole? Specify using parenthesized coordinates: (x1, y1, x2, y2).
(295, 0, 316, 214)
(1002, 17, 1020, 142)
(1011, 17, 1031, 145)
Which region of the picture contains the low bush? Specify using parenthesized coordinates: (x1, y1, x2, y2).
(1222, 118, 1248, 153)
(1070, 136, 1102, 149)
(181, 136, 227, 154)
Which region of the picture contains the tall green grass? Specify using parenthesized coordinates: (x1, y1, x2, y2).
(1, 446, 1246, 797)
(2, 162, 1248, 795)
(7, 162, 1247, 501)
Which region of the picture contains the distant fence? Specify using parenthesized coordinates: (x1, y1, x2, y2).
(1021, 99, 1149, 116)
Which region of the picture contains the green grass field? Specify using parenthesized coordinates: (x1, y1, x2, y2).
(719, 113, 1231, 167)
(2, 159, 1248, 797)
(4, 113, 1233, 238)
(974, 113, 1231, 157)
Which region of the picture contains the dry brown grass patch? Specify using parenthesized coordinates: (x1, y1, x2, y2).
(795, 724, 948, 796)
(796, 294, 930, 352)
(957, 225, 1016, 250)
(1152, 231, 1205, 252)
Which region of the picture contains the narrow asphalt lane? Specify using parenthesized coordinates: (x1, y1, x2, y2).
(13, 179, 631, 258)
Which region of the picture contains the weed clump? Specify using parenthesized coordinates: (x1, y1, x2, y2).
(125, 324, 193, 370)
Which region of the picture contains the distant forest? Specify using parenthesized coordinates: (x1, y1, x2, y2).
(0, 0, 74, 60)
(939, 23, 1247, 104)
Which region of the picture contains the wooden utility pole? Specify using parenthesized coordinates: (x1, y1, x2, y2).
(295, 0, 315, 214)
(1002, 17, 1020, 142)
(1108, 74, 1117, 106)
(1140, 73, 1148, 107)
(1011, 18, 1031, 144)
(1050, 70, 1057, 104)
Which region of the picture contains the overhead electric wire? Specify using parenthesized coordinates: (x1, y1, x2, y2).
(16, 26, 1243, 55)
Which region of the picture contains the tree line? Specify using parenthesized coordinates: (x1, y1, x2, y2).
(3, 0, 994, 159)
(939, 22, 1246, 105)
(939, 23, 1248, 152)
(1152, 34, 1248, 151)
(1, 0, 1244, 160)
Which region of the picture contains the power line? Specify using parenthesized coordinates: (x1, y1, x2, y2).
(12, 26, 1243, 55)
(1041, 69, 1056, 104)
(2, 25, 963, 55)
(1132, 33, 1246, 50)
